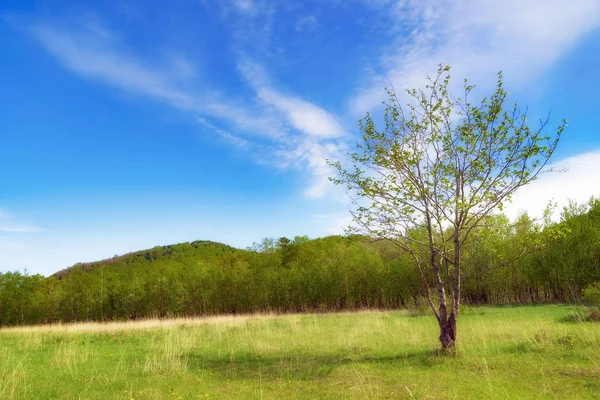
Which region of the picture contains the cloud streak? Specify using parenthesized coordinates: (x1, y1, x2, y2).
(32, 25, 197, 110)
(257, 88, 345, 139)
(26, 19, 282, 140)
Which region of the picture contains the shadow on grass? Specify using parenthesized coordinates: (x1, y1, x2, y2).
(185, 348, 449, 381)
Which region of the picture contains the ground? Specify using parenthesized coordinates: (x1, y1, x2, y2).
(0, 305, 598, 399)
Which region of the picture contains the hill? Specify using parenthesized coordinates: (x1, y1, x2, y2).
(53, 240, 241, 279)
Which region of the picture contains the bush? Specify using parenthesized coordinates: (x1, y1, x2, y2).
(581, 282, 600, 322)
(582, 282, 600, 306)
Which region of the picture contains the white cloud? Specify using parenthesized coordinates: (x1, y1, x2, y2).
(257, 88, 345, 139)
(300, 141, 348, 199)
(503, 150, 600, 221)
(266, 136, 348, 200)
(351, 0, 600, 114)
(238, 59, 345, 139)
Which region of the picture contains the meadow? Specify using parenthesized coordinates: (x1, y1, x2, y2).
(0, 305, 598, 399)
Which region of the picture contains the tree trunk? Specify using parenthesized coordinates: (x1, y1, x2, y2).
(439, 312, 457, 350)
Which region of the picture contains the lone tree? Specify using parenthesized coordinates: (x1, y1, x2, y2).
(329, 66, 564, 350)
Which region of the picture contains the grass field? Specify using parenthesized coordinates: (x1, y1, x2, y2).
(0, 305, 598, 399)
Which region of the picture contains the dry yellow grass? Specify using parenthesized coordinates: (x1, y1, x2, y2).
(0, 309, 391, 334)
(0, 313, 278, 334)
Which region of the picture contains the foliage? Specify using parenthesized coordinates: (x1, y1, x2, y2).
(582, 282, 600, 306)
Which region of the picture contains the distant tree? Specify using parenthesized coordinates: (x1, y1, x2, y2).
(329, 65, 565, 350)
(277, 237, 291, 250)
(248, 237, 278, 254)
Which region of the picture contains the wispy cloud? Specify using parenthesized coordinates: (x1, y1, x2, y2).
(197, 118, 250, 149)
(31, 24, 197, 110)
(237, 59, 347, 197)
(273, 138, 349, 199)
(257, 88, 345, 139)
(351, 0, 600, 114)
(25, 18, 281, 139)
(221, 0, 276, 56)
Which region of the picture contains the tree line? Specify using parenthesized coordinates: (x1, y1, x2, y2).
(0, 198, 599, 326)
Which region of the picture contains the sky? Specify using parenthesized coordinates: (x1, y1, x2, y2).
(1, 0, 600, 275)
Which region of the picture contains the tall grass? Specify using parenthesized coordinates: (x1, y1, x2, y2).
(0, 305, 598, 399)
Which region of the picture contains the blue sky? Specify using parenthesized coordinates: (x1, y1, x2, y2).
(2, 0, 600, 275)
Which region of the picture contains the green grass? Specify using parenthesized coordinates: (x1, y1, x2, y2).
(0, 305, 599, 399)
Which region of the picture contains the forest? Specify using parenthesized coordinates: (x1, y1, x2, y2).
(1, 198, 599, 327)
